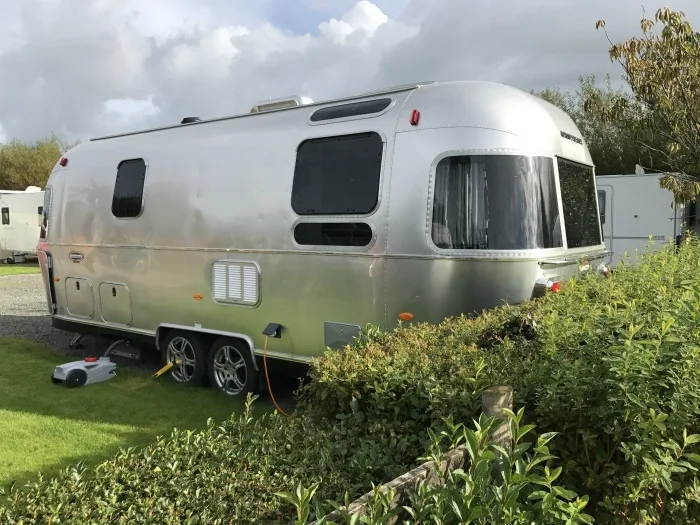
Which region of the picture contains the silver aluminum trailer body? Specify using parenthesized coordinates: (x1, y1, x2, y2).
(0, 186, 45, 263)
(37, 80, 610, 396)
(597, 173, 690, 268)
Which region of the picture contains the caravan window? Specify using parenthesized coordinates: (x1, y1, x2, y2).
(557, 158, 602, 248)
(293, 222, 372, 247)
(597, 190, 606, 225)
(309, 99, 392, 122)
(431, 155, 562, 250)
(112, 158, 147, 218)
(292, 132, 383, 215)
(1, 207, 8, 225)
(40, 188, 51, 240)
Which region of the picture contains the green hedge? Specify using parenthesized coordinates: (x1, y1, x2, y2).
(288, 409, 597, 524)
(298, 237, 700, 523)
(3, 237, 700, 524)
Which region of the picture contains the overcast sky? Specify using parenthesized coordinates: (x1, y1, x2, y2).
(0, 0, 698, 144)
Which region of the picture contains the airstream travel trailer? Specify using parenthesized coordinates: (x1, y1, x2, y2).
(37, 80, 611, 398)
(0, 186, 45, 263)
(597, 170, 693, 268)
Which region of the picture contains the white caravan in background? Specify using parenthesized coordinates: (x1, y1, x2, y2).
(596, 168, 695, 268)
(0, 186, 45, 263)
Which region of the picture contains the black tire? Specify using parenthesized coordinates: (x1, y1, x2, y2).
(161, 330, 209, 386)
(207, 337, 258, 397)
(65, 369, 87, 388)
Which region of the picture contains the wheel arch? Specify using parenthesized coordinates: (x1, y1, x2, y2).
(156, 324, 259, 372)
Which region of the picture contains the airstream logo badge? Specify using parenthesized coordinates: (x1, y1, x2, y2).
(69, 251, 84, 263)
(560, 131, 583, 144)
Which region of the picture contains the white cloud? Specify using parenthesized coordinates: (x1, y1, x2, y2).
(0, 0, 698, 142)
(318, 1, 389, 44)
(97, 97, 160, 130)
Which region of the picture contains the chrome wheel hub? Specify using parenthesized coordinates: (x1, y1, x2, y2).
(212, 345, 248, 395)
(166, 336, 196, 382)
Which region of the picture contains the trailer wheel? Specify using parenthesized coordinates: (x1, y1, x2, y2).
(161, 330, 209, 386)
(207, 337, 258, 397)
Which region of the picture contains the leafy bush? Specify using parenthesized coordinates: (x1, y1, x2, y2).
(0, 395, 418, 524)
(3, 237, 700, 524)
(283, 409, 595, 524)
(484, 241, 700, 523)
(297, 237, 700, 523)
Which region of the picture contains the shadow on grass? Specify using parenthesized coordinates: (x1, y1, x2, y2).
(0, 336, 300, 489)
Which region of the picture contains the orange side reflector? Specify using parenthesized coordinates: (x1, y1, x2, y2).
(54, 277, 60, 282)
(398, 312, 414, 321)
(193, 293, 203, 300)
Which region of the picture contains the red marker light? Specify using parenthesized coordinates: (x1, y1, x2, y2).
(84, 356, 98, 362)
(409, 109, 420, 126)
(59, 157, 68, 167)
(549, 281, 562, 293)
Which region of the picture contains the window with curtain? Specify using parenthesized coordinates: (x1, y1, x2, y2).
(431, 155, 562, 250)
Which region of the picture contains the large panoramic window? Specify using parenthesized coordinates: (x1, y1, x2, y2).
(557, 158, 602, 248)
(431, 155, 562, 250)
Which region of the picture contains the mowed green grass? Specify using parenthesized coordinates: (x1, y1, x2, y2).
(0, 337, 251, 488)
(0, 264, 41, 276)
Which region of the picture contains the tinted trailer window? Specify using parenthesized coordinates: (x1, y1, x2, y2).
(112, 158, 147, 219)
(292, 132, 383, 215)
(431, 155, 562, 250)
(556, 158, 602, 248)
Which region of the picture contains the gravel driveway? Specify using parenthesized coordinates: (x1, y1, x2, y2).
(1, 273, 73, 344)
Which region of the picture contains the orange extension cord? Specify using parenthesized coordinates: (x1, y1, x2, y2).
(262, 335, 290, 417)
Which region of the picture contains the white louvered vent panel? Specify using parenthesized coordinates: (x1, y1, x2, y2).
(211, 260, 260, 306)
(212, 263, 228, 300)
(242, 266, 258, 304)
(228, 265, 243, 301)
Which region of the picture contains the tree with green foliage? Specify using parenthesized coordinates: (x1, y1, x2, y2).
(532, 74, 665, 176)
(0, 135, 71, 190)
(595, 7, 700, 203)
